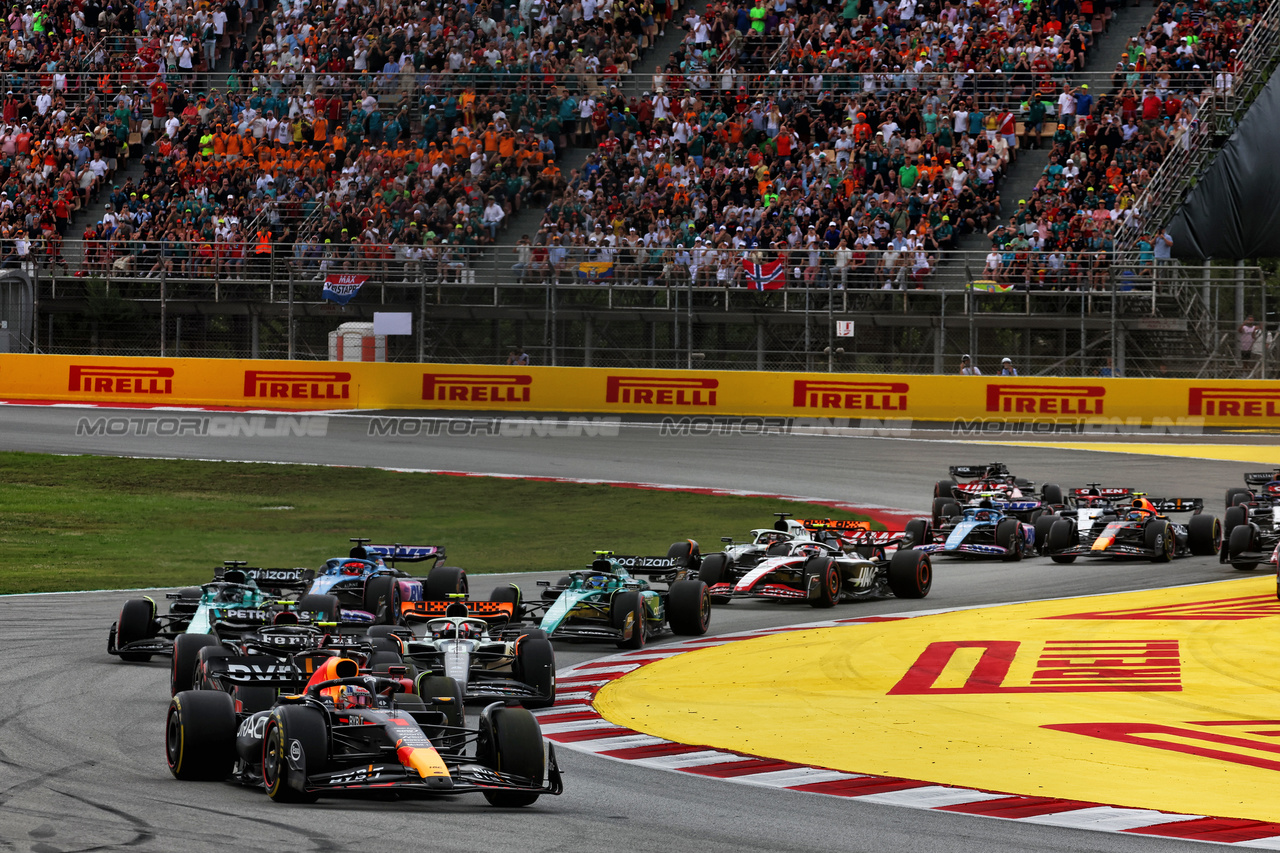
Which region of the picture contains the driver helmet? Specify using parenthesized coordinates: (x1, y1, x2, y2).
(584, 574, 608, 589)
(341, 560, 366, 576)
(1131, 497, 1156, 514)
(332, 684, 374, 710)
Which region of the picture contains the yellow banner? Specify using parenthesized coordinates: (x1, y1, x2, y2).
(0, 354, 1276, 426)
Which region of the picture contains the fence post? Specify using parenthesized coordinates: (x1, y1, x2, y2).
(1262, 275, 1269, 380)
(686, 277, 693, 369)
(418, 265, 425, 363)
(160, 270, 167, 357)
(31, 264, 38, 354)
(287, 264, 295, 360)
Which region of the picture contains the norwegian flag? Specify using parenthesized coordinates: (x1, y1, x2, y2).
(743, 258, 785, 290)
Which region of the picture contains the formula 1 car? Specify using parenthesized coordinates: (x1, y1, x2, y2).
(109, 564, 335, 664)
(931, 463, 1064, 527)
(914, 506, 1035, 561)
(527, 551, 710, 649)
(1221, 493, 1280, 571)
(302, 539, 465, 624)
(166, 657, 563, 806)
(390, 594, 556, 709)
(1225, 471, 1280, 508)
(187, 621, 409, 710)
(696, 531, 932, 603)
(1042, 497, 1221, 563)
(1028, 484, 1140, 551)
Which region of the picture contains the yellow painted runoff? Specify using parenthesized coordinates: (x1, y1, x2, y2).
(3, 353, 1280, 425)
(595, 578, 1280, 821)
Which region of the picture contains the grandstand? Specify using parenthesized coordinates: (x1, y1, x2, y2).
(0, 0, 1275, 378)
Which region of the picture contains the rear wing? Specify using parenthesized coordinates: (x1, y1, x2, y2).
(400, 599, 516, 626)
(212, 565, 314, 591)
(1071, 487, 1135, 500)
(1150, 498, 1205, 513)
(362, 544, 446, 564)
(798, 519, 872, 532)
(1243, 471, 1280, 486)
(949, 463, 1010, 480)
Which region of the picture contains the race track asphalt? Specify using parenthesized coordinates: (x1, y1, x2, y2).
(0, 404, 1261, 852)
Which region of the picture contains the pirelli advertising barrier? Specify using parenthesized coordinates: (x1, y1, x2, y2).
(0, 353, 1277, 427)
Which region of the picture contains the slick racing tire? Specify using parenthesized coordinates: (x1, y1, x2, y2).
(1046, 519, 1078, 563)
(542, 576, 572, 601)
(1187, 513, 1223, 557)
(666, 540, 701, 572)
(930, 497, 952, 527)
(995, 518, 1023, 561)
(803, 556, 840, 608)
(362, 576, 401, 625)
(611, 590, 647, 649)
(1041, 484, 1064, 506)
(297, 594, 340, 623)
(480, 706, 546, 807)
(115, 598, 157, 662)
(171, 633, 220, 696)
(166, 690, 236, 781)
(887, 550, 932, 599)
(1229, 523, 1261, 571)
(1033, 512, 1058, 554)
(904, 518, 932, 548)
(490, 584, 524, 620)
(934, 479, 956, 499)
(425, 566, 468, 601)
(515, 636, 556, 709)
(1223, 505, 1248, 539)
(193, 645, 232, 690)
(263, 705, 327, 803)
(1226, 487, 1252, 509)
(941, 501, 962, 523)
(697, 553, 733, 603)
(416, 675, 466, 752)
(666, 580, 711, 635)
(1145, 520, 1175, 563)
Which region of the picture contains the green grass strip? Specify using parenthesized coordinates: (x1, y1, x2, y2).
(0, 452, 877, 594)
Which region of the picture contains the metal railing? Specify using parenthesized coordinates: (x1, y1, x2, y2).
(16, 241, 1271, 377)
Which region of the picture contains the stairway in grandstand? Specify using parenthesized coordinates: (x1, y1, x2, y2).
(953, 0, 1155, 253)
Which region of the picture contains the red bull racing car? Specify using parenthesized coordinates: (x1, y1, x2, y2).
(1042, 497, 1221, 563)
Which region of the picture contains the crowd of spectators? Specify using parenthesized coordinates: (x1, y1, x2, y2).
(0, 0, 1267, 290)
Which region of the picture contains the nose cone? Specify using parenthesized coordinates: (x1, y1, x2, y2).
(399, 745, 451, 782)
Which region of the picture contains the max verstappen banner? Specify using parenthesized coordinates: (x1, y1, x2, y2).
(322, 274, 369, 305)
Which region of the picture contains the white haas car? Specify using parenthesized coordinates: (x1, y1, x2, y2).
(694, 515, 932, 606)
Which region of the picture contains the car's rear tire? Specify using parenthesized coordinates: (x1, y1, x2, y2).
(515, 637, 556, 709)
(115, 598, 158, 661)
(1047, 519, 1077, 563)
(425, 566, 468, 601)
(941, 501, 961, 523)
(263, 705, 327, 803)
(995, 518, 1023, 561)
(490, 584, 524, 620)
(362, 576, 400, 625)
(1226, 487, 1252, 508)
(804, 556, 840, 608)
(172, 633, 220, 695)
(480, 706, 545, 807)
(666, 580, 711, 635)
(1042, 484, 1064, 506)
(297, 594, 340, 623)
(611, 590, 647, 649)
(904, 518, 931, 548)
(542, 576, 572, 601)
(666, 540, 701, 572)
(1229, 523, 1261, 571)
(166, 690, 236, 780)
(1033, 512, 1058, 554)
(697, 553, 733, 603)
(1223, 505, 1248, 539)
(934, 479, 956, 499)
(416, 674, 466, 752)
(931, 497, 951, 527)
(1145, 520, 1175, 563)
(1187, 513, 1222, 556)
(887, 550, 932, 598)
